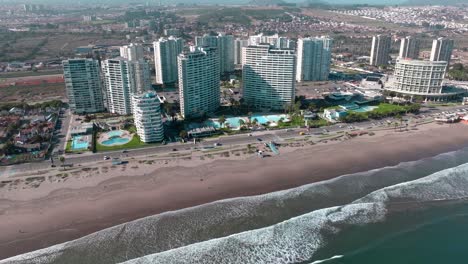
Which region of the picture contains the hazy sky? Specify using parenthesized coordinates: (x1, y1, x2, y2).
(2, 0, 408, 4)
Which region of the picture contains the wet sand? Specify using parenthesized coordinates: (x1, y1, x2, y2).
(1, 123, 468, 259)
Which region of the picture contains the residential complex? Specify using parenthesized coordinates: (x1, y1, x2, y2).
(178, 47, 220, 118)
(296, 36, 333, 82)
(120, 43, 144, 61)
(386, 59, 447, 96)
(132, 92, 164, 143)
(370, 35, 391, 66)
(399, 36, 420, 59)
(195, 33, 235, 74)
(248, 33, 294, 49)
(63, 58, 105, 114)
(102, 58, 150, 115)
(154, 36, 184, 85)
(430, 37, 454, 64)
(242, 44, 296, 110)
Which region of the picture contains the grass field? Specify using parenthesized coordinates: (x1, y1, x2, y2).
(0, 83, 65, 103)
(0, 70, 62, 79)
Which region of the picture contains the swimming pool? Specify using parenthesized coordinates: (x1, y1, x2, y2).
(205, 114, 289, 129)
(354, 106, 378, 113)
(101, 137, 130, 146)
(71, 135, 89, 150)
(100, 130, 131, 146)
(251, 114, 288, 124)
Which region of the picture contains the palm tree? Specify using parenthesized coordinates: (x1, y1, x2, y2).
(239, 119, 246, 129)
(219, 115, 227, 128)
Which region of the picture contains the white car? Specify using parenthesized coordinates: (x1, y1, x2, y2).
(103, 156, 110, 160)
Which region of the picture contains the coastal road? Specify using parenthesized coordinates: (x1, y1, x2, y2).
(1, 105, 466, 178)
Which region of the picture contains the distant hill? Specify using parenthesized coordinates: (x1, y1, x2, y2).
(299, 0, 330, 7)
(248, 0, 287, 6)
(403, 0, 466, 5)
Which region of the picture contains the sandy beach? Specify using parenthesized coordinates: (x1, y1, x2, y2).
(1, 123, 468, 259)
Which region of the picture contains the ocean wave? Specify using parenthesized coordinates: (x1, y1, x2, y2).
(120, 161, 468, 264)
(120, 203, 386, 264)
(3, 148, 468, 264)
(354, 162, 468, 204)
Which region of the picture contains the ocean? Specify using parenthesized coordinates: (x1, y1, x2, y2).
(3, 147, 468, 264)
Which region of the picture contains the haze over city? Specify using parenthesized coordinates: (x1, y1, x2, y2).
(0, 0, 468, 263)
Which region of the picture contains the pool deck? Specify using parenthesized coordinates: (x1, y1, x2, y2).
(98, 130, 133, 146)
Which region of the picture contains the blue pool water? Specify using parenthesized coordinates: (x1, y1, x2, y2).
(108, 130, 123, 137)
(354, 106, 377, 113)
(71, 135, 89, 150)
(101, 137, 130, 146)
(251, 115, 268, 124)
(203, 114, 289, 129)
(251, 114, 287, 124)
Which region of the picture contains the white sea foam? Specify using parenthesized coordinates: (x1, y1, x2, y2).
(310, 255, 344, 264)
(119, 203, 387, 264)
(355, 162, 468, 204)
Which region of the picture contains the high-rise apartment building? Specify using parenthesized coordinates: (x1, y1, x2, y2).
(296, 36, 333, 82)
(242, 44, 296, 110)
(132, 92, 164, 143)
(195, 33, 235, 74)
(102, 58, 151, 115)
(154, 37, 184, 85)
(399, 36, 420, 59)
(178, 47, 220, 118)
(430, 37, 454, 64)
(120, 43, 144, 61)
(63, 58, 105, 114)
(386, 59, 447, 95)
(234, 38, 249, 66)
(370, 35, 391, 66)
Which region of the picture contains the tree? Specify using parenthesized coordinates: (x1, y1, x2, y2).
(179, 130, 188, 139)
(247, 112, 253, 124)
(59, 156, 65, 170)
(219, 115, 227, 128)
(238, 119, 245, 128)
(308, 103, 317, 112)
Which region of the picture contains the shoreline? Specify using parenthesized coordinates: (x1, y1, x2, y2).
(1, 123, 468, 259)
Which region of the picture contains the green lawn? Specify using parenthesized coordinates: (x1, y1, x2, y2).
(96, 134, 149, 152)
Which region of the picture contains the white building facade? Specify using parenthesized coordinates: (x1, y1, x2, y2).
(178, 47, 220, 118)
(195, 33, 235, 74)
(102, 58, 151, 115)
(154, 37, 184, 85)
(120, 43, 144, 61)
(234, 38, 249, 66)
(370, 35, 391, 66)
(430, 37, 454, 64)
(386, 59, 447, 95)
(399, 36, 420, 59)
(296, 36, 333, 82)
(242, 44, 296, 110)
(63, 58, 105, 114)
(132, 92, 164, 143)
